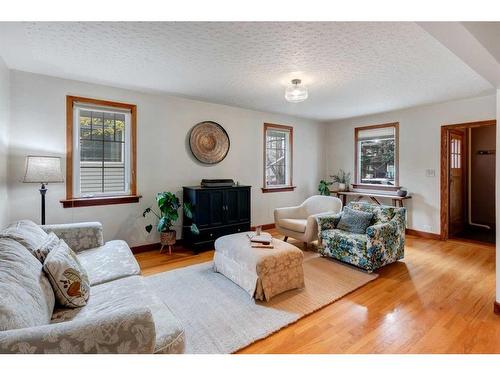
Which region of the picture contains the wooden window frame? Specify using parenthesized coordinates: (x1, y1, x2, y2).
(262, 123, 296, 193)
(61, 96, 140, 208)
(353, 122, 400, 192)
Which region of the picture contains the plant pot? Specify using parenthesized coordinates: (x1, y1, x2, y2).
(338, 183, 346, 192)
(160, 230, 176, 254)
(161, 230, 176, 246)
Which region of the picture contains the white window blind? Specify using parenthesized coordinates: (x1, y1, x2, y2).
(73, 104, 132, 198)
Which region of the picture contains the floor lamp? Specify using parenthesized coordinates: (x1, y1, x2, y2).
(23, 156, 64, 225)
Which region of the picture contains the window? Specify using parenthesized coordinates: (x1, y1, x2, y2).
(62, 96, 139, 207)
(262, 123, 294, 192)
(354, 122, 399, 190)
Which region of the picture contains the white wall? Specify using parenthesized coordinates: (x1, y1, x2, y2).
(325, 95, 497, 234)
(7, 70, 326, 246)
(0, 57, 9, 228)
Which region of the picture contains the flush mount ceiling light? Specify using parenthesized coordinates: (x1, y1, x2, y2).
(285, 79, 308, 103)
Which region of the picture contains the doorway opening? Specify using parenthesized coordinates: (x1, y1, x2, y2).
(440, 119, 496, 244)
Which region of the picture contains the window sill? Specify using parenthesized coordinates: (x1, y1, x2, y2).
(261, 186, 296, 193)
(351, 184, 400, 192)
(61, 195, 142, 208)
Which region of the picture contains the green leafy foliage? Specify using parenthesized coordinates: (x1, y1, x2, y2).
(143, 192, 199, 235)
(331, 169, 351, 185)
(318, 180, 332, 196)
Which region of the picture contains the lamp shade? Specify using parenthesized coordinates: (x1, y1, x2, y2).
(23, 156, 64, 183)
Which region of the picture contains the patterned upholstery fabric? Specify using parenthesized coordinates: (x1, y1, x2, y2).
(0, 238, 55, 330)
(0, 221, 185, 354)
(51, 276, 185, 354)
(43, 240, 90, 308)
(214, 232, 305, 301)
(42, 222, 104, 253)
(317, 202, 406, 272)
(34, 232, 60, 263)
(316, 212, 343, 231)
(0, 307, 156, 354)
(348, 201, 397, 225)
(336, 206, 374, 234)
(0, 219, 49, 254)
(76, 240, 141, 286)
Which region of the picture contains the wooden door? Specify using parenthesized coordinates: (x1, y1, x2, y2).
(449, 130, 466, 235)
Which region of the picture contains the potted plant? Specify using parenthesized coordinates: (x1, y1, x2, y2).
(330, 169, 351, 192)
(318, 180, 332, 196)
(143, 192, 199, 253)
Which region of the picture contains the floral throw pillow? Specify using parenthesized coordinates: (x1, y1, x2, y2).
(33, 231, 60, 263)
(43, 240, 90, 308)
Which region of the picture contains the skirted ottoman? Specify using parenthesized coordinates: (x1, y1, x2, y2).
(213, 232, 305, 301)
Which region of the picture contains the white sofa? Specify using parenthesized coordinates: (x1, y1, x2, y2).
(274, 195, 342, 247)
(0, 220, 185, 354)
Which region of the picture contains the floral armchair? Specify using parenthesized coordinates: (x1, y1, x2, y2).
(316, 201, 406, 272)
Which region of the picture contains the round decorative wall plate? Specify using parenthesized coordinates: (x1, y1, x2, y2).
(189, 121, 230, 164)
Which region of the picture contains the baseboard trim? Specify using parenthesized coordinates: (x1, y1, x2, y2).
(405, 228, 441, 240)
(130, 242, 161, 254)
(251, 223, 275, 231)
(495, 301, 500, 315)
(131, 240, 186, 254)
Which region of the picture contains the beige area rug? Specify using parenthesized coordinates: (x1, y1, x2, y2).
(145, 253, 377, 354)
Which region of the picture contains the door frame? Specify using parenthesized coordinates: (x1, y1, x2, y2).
(440, 119, 496, 240)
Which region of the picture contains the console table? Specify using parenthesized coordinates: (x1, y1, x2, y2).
(333, 191, 411, 208)
(182, 185, 251, 252)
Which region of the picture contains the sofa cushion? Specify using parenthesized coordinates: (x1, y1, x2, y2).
(337, 207, 373, 234)
(43, 240, 90, 308)
(278, 218, 307, 233)
(0, 238, 55, 330)
(76, 240, 141, 286)
(319, 229, 370, 269)
(33, 231, 59, 263)
(0, 219, 48, 254)
(347, 202, 396, 226)
(51, 275, 185, 354)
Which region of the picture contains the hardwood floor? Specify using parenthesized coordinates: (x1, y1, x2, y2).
(135, 230, 500, 353)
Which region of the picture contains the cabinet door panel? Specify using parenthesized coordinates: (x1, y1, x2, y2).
(238, 188, 250, 222)
(195, 191, 211, 228)
(209, 190, 224, 226)
(224, 190, 240, 224)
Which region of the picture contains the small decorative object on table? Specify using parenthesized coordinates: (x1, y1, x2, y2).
(397, 188, 408, 197)
(143, 192, 199, 255)
(330, 169, 351, 192)
(247, 232, 274, 248)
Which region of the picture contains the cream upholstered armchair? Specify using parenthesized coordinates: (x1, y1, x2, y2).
(274, 195, 342, 248)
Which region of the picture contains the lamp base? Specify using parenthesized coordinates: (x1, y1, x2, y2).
(39, 183, 47, 225)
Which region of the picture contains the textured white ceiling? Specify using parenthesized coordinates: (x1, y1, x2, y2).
(0, 22, 493, 121)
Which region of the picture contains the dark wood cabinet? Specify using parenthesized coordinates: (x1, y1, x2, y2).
(182, 185, 251, 252)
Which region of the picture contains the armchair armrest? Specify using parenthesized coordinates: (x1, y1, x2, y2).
(41, 222, 104, 252)
(0, 307, 156, 354)
(274, 205, 306, 222)
(366, 209, 406, 263)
